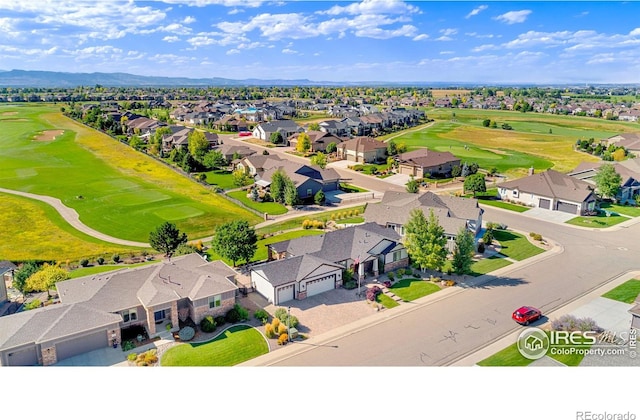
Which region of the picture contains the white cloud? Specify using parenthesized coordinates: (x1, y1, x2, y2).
(182, 16, 196, 24)
(630, 28, 640, 36)
(466, 5, 488, 19)
(439, 51, 454, 55)
(440, 28, 458, 36)
(228, 8, 243, 15)
(163, 36, 181, 43)
(282, 48, 297, 54)
(413, 34, 429, 41)
(322, 0, 419, 16)
(156, 0, 264, 7)
(436, 36, 453, 42)
(472, 44, 496, 52)
(226, 48, 240, 55)
(355, 24, 416, 40)
(494, 10, 532, 25)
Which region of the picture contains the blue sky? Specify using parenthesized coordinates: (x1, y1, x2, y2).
(1, 1, 639, 84)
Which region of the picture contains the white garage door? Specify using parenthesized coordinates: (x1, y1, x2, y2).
(306, 274, 336, 297)
(7, 346, 38, 366)
(55, 330, 108, 362)
(276, 284, 295, 305)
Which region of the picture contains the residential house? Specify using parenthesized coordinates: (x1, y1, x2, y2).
(288, 131, 344, 152)
(0, 254, 238, 366)
(234, 154, 283, 177)
(617, 110, 640, 123)
(257, 161, 341, 201)
(604, 133, 640, 155)
(363, 191, 484, 251)
(569, 158, 640, 204)
(252, 120, 303, 142)
(629, 297, 640, 331)
(251, 223, 408, 305)
(396, 149, 460, 178)
(318, 120, 350, 138)
(497, 169, 597, 215)
(0, 261, 16, 315)
(161, 128, 219, 153)
(217, 144, 257, 163)
(337, 136, 387, 163)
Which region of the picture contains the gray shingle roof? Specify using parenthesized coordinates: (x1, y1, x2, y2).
(253, 255, 342, 287)
(497, 169, 594, 202)
(397, 149, 460, 168)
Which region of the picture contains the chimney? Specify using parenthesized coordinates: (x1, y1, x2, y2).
(528, 167, 534, 176)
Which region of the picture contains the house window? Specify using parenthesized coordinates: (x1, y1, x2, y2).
(513, 190, 519, 198)
(208, 294, 222, 309)
(392, 250, 403, 262)
(122, 308, 137, 323)
(306, 189, 313, 197)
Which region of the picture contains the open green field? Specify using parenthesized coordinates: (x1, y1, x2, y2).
(0, 192, 141, 262)
(0, 105, 260, 244)
(227, 190, 288, 215)
(391, 108, 640, 177)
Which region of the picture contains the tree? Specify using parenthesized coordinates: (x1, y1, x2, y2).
(386, 140, 397, 156)
(13, 261, 40, 298)
(314, 190, 325, 205)
(188, 130, 210, 162)
(403, 209, 448, 272)
(464, 173, 487, 197)
(310, 152, 327, 169)
(270, 131, 284, 144)
(232, 168, 253, 187)
(129, 135, 143, 150)
(482, 119, 491, 127)
(308, 122, 321, 131)
(284, 178, 299, 206)
(270, 169, 286, 203)
(149, 221, 188, 257)
(406, 176, 419, 193)
(326, 142, 338, 154)
(461, 162, 470, 177)
(451, 165, 462, 178)
(202, 150, 226, 170)
(211, 220, 257, 267)
(296, 133, 311, 153)
(452, 227, 475, 275)
(25, 264, 69, 299)
(594, 163, 622, 200)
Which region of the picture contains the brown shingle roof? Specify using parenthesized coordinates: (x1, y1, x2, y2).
(497, 170, 594, 202)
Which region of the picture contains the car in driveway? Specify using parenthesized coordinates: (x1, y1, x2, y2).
(238, 131, 252, 137)
(512, 306, 542, 325)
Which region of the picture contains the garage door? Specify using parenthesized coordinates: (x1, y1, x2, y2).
(399, 166, 414, 176)
(55, 329, 108, 362)
(6, 346, 38, 366)
(306, 275, 336, 297)
(276, 284, 294, 305)
(556, 201, 578, 214)
(538, 198, 551, 209)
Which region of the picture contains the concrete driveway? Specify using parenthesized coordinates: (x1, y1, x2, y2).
(522, 207, 577, 224)
(382, 173, 411, 187)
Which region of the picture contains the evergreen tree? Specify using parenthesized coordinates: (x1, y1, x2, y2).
(452, 227, 475, 275)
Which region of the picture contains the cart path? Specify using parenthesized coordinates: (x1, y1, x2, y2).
(0, 187, 150, 247)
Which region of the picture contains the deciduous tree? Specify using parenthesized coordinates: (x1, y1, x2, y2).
(310, 152, 327, 169)
(211, 221, 257, 267)
(403, 209, 448, 272)
(464, 173, 487, 197)
(296, 133, 311, 153)
(25, 264, 69, 299)
(594, 163, 622, 200)
(188, 130, 210, 161)
(149, 222, 188, 257)
(452, 227, 475, 275)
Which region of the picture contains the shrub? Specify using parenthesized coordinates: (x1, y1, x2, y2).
(79, 259, 89, 267)
(302, 219, 311, 229)
(264, 323, 276, 339)
(313, 220, 325, 229)
(366, 286, 382, 301)
(277, 323, 288, 335)
(278, 333, 289, 345)
(530, 233, 543, 241)
(121, 340, 136, 352)
(135, 349, 158, 366)
(272, 317, 281, 330)
(165, 323, 172, 331)
(254, 309, 269, 323)
(274, 308, 287, 320)
(236, 304, 249, 321)
(127, 353, 138, 362)
(200, 315, 217, 333)
(112, 254, 121, 263)
(285, 315, 299, 329)
(96, 257, 105, 265)
(477, 242, 485, 253)
(343, 280, 356, 289)
(387, 272, 395, 280)
(24, 299, 42, 310)
(482, 229, 494, 246)
(178, 326, 195, 341)
(214, 316, 226, 326)
(551, 314, 603, 333)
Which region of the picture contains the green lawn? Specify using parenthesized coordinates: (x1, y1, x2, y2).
(227, 190, 288, 215)
(388, 278, 441, 302)
(339, 183, 369, 193)
(602, 279, 640, 304)
(493, 230, 545, 261)
(160, 325, 268, 366)
(203, 170, 236, 190)
(67, 261, 156, 279)
(469, 256, 512, 276)
(479, 199, 530, 212)
(477, 342, 533, 367)
(337, 216, 365, 224)
(0, 105, 260, 244)
(255, 204, 366, 236)
(565, 214, 628, 228)
(600, 202, 640, 217)
(376, 293, 400, 309)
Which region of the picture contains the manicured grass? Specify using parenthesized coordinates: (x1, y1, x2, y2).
(227, 190, 288, 215)
(388, 278, 441, 302)
(493, 230, 545, 261)
(376, 293, 400, 309)
(0, 192, 141, 262)
(255, 205, 366, 236)
(477, 342, 533, 367)
(600, 202, 640, 217)
(339, 183, 369, 193)
(469, 256, 512, 276)
(67, 261, 156, 279)
(338, 217, 365, 224)
(0, 105, 260, 243)
(602, 279, 640, 304)
(479, 199, 530, 213)
(565, 214, 628, 228)
(160, 325, 268, 366)
(203, 170, 236, 190)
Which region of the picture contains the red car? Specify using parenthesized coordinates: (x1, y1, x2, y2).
(512, 306, 542, 325)
(238, 131, 252, 137)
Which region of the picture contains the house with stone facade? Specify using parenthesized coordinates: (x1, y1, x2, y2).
(395, 149, 460, 179)
(251, 223, 408, 305)
(0, 254, 238, 366)
(337, 136, 387, 163)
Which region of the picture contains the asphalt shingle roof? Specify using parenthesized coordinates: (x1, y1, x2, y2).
(497, 169, 594, 202)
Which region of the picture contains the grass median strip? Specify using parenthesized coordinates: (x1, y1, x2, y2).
(602, 279, 640, 304)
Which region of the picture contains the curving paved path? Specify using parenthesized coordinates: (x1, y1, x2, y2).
(0, 187, 150, 247)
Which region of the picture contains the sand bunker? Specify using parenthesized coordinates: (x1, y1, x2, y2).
(34, 130, 65, 141)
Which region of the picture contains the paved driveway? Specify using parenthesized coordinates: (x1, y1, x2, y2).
(522, 207, 577, 224)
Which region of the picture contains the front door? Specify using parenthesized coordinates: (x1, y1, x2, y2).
(154, 310, 166, 323)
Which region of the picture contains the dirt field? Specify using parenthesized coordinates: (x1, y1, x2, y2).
(34, 130, 65, 141)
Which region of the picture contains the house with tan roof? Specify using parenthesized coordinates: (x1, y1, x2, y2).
(363, 191, 483, 251)
(257, 161, 341, 201)
(337, 136, 387, 163)
(604, 133, 640, 155)
(497, 169, 597, 215)
(0, 254, 238, 366)
(569, 158, 640, 204)
(396, 149, 460, 178)
(288, 130, 344, 152)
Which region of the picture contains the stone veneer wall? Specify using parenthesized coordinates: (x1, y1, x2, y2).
(192, 298, 235, 324)
(384, 258, 409, 273)
(41, 345, 56, 366)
